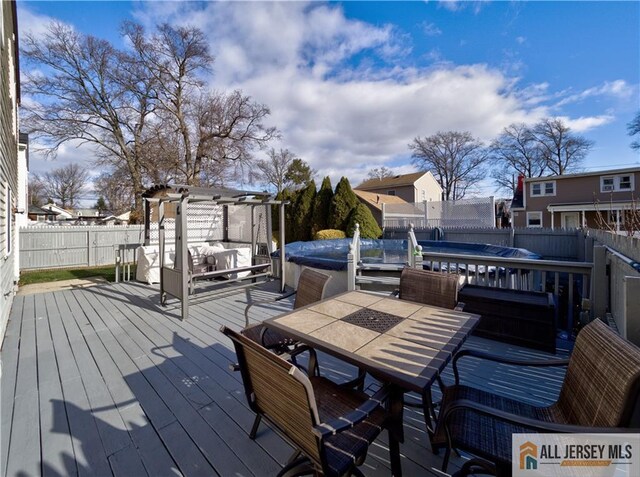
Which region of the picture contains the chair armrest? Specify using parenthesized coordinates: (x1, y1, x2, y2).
(314, 385, 391, 439)
(441, 398, 639, 434)
(453, 349, 570, 385)
(244, 290, 297, 327)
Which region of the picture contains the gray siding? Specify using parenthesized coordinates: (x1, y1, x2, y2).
(0, 1, 19, 341)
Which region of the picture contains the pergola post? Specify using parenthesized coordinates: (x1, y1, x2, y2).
(265, 203, 273, 255)
(177, 194, 189, 320)
(143, 198, 151, 245)
(223, 205, 229, 242)
(279, 201, 286, 292)
(159, 200, 165, 303)
(251, 205, 256, 266)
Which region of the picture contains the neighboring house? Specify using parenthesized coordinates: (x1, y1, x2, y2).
(76, 208, 101, 218)
(28, 204, 58, 222)
(353, 189, 408, 227)
(41, 202, 75, 221)
(355, 171, 442, 203)
(511, 167, 640, 230)
(115, 211, 131, 225)
(75, 208, 109, 225)
(0, 0, 21, 340)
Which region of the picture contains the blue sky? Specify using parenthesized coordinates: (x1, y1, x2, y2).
(18, 1, 640, 199)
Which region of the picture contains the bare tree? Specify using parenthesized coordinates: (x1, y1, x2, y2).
(532, 118, 593, 175)
(489, 123, 548, 194)
(28, 175, 47, 206)
(21, 22, 156, 218)
(594, 195, 640, 236)
(21, 21, 279, 221)
(628, 112, 640, 150)
(410, 131, 488, 200)
(367, 167, 394, 180)
(94, 168, 135, 214)
(133, 24, 278, 185)
(40, 163, 90, 208)
(256, 148, 297, 194)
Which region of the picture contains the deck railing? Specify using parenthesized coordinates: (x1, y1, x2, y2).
(421, 250, 593, 334)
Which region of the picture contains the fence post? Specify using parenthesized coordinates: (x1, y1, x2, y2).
(87, 229, 94, 266)
(624, 276, 640, 345)
(592, 245, 607, 320)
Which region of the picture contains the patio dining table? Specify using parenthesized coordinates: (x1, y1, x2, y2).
(263, 290, 480, 477)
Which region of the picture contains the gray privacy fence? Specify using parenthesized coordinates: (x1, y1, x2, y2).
(384, 226, 587, 260)
(19, 225, 145, 270)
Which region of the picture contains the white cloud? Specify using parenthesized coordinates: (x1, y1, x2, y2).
(556, 80, 634, 107)
(515, 36, 526, 45)
(20, 1, 620, 193)
(421, 22, 442, 36)
(557, 115, 615, 132)
(16, 5, 73, 40)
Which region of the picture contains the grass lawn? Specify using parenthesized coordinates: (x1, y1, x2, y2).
(19, 265, 137, 286)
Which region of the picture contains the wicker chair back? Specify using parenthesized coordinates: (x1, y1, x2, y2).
(294, 268, 331, 309)
(555, 319, 640, 427)
(399, 267, 460, 309)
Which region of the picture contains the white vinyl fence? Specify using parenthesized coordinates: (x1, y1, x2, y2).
(19, 225, 145, 270)
(383, 197, 495, 228)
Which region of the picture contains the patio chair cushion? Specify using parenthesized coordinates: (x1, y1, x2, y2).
(551, 318, 640, 427)
(311, 376, 387, 476)
(432, 385, 560, 465)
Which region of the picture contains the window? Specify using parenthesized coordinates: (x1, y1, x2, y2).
(527, 211, 543, 228)
(620, 176, 632, 190)
(601, 175, 635, 192)
(530, 181, 555, 197)
(545, 182, 555, 195)
(387, 190, 396, 196)
(608, 210, 624, 225)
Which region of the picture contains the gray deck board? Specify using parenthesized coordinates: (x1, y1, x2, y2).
(1, 280, 567, 477)
(1, 295, 24, 477)
(36, 293, 77, 477)
(6, 294, 41, 477)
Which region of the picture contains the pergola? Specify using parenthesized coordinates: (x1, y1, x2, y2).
(142, 184, 286, 320)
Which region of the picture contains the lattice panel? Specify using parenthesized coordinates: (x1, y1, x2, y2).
(148, 202, 271, 245)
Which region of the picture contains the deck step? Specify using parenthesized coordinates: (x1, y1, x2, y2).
(355, 275, 400, 286)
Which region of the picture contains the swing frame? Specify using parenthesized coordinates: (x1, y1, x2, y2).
(142, 184, 287, 321)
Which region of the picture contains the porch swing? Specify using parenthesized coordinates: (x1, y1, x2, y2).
(142, 184, 287, 321)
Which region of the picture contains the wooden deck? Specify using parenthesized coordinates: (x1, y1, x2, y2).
(1, 280, 568, 476)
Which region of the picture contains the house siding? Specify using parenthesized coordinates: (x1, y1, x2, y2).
(355, 172, 442, 203)
(513, 170, 640, 228)
(0, 1, 19, 341)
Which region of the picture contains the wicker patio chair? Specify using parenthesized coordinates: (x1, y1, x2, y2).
(222, 326, 390, 477)
(433, 318, 640, 476)
(398, 267, 464, 311)
(241, 268, 331, 353)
